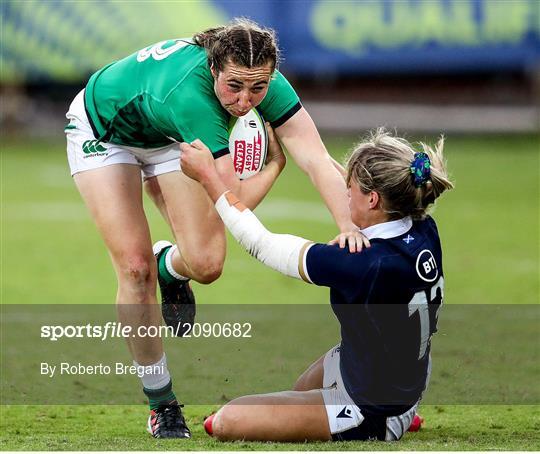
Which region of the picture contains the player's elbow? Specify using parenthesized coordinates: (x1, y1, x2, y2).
(299, 151, 334, 179)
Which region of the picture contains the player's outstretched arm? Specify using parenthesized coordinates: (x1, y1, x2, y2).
(275, 108, 369, 252)
(274, 107, 353, 232)
(180, 142, 313, 282)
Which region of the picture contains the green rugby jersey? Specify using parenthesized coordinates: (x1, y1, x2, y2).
(84, 39, 301, 156)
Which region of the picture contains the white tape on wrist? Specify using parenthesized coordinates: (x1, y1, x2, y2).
(215, 192, 313, 282)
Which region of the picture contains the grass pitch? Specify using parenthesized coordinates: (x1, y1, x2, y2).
(1, 133, 539, 450)
(1, 405, 538, 451)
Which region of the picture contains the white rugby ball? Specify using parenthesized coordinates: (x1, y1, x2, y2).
(228, 109, 268, 180)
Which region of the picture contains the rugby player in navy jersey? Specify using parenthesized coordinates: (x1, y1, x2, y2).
(180, 127, 453, 442)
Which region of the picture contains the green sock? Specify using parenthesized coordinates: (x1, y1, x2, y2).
(144, 381, 178, 411)
(157, 246, 178, 285)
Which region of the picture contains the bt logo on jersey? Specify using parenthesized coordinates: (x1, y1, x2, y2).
(422, 255, 436, 274)
(415, 249, 438, 282)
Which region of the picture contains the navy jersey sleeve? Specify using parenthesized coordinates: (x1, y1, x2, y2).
(306, 243, 380, 303)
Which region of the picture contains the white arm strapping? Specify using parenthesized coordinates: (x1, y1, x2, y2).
(215, 193, 313, 282)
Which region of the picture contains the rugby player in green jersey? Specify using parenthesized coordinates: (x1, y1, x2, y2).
(65, 18, 364, 438)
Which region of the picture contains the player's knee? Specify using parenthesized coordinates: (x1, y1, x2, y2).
(211, 405, 243, 441)
(293, 375, 309, 391)
(197, 264, 223, 284)
(189, 255, 223, 284)
(293, 365, 322, 391)
(116, 254, 156, 297)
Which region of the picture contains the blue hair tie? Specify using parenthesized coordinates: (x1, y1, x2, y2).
(410, 152, 431, 187)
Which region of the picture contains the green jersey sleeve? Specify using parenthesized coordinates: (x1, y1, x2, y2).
(257, 70, 301, 128)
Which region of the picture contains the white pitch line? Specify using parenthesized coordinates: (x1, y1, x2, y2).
(255, 199, 333, 223)
(38, 165, 73, 188)
(4, 202, 89, 221)
(4, 199, 333, 223)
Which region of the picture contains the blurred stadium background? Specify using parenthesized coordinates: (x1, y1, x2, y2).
(1, 0, 539, 134)
(1, 1, 539, 449)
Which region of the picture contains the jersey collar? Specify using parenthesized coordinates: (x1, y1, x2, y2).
(360, 216, 413, 240)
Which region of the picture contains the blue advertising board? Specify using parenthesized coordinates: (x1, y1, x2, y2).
(214, 0, 540, 75)
(1, 0, 538, 82)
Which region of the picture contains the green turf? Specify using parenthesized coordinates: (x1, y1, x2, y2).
(1, 134, 538, 307)
(1, 133, 539, 450)
(1, 405, 539, 450)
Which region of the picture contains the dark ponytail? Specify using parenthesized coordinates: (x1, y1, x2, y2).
(193, 18, 280, 73)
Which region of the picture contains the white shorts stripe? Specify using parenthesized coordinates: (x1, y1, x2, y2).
(321, 345, 364, 434)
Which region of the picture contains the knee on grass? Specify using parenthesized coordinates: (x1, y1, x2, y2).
(210, 404, 247, 441)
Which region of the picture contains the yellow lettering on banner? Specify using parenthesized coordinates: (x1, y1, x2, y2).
(374, 3, 413, 48)
(392, 2, 418, 45)
(309, 0, 533, 54)
(483, 0, 530, 43)
(451, 2, 478, 45)
(310, 1, 385, 52)
(310, 2, 347, 50)
(353, 3, 386, 48)
(414, 1, 448, 45)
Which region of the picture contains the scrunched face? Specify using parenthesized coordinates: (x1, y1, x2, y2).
(212, 61, 273, 117)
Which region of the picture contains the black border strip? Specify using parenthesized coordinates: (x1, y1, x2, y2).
(270, 101, 302, 129)
(83, 91, 112, 142)
(83, 92, 101, 140)
(213, 147, 230, 160)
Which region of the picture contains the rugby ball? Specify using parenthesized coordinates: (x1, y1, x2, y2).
(228, 109, 268, 180)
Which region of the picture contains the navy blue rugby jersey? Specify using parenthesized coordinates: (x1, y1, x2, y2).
(305, 216, 444, 417)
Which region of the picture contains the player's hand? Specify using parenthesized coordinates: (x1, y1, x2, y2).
(328, 230, 371, 253)
(265, 122, 286, 171)
(180, 139, 217, 183)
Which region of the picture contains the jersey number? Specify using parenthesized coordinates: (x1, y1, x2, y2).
(408, 276, 444, 359)
(137, 40, 190, 62)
